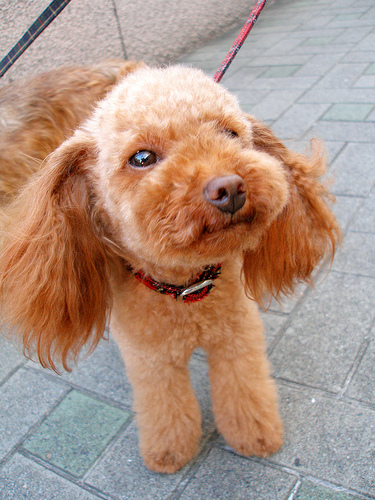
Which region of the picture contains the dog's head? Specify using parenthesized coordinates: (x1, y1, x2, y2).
(88, 66, 289, 270)
(0, 66, 341, 370)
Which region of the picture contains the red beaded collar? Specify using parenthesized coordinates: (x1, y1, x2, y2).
(128, 263, 222, 303)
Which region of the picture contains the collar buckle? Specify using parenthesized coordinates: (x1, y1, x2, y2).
(180, 279, 214, 298)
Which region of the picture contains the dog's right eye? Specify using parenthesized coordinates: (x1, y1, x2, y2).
(129, 150, 158, 168)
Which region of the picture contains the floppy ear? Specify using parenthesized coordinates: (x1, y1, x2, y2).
(0, 131, 111, 372)
(243, 116, 342, 306)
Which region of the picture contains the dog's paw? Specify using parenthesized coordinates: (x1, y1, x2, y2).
(141, 427, 201, 473)
(142, 445, 197, 474)
(138, 406, 202, 473)
(221, 414, 283, 458)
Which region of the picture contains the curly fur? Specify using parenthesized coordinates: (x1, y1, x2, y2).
(0, 64, 341, 473)
(0, 59, 142, 202)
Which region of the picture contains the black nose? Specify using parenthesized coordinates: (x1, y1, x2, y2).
(204, 175, 246, 214)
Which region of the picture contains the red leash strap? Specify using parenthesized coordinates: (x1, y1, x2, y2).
(213, 0, 268, 83)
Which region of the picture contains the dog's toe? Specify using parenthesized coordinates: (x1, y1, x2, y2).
(143, 447, 197, 474)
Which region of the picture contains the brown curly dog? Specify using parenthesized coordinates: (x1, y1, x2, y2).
(0, 64, 341, 473)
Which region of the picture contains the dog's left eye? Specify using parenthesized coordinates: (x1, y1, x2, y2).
(129, 150, 158, 168)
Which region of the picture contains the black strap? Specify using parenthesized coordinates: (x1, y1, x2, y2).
(0, 0, 72, 78)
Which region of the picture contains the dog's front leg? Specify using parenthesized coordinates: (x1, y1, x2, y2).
(204, 302, 283, 458)
(115, 336, 202, 473)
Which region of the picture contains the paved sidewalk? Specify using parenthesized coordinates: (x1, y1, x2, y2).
(1, 0, 375, 498)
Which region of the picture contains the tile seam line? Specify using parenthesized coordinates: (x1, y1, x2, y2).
(338, 193, 371, 234)
(0, 359, 28, 388)
(16, 448, 113, 500)
(338, 336, 374, 398)
(17, 404, 134, 493)
(329, 269, 375, 280)
(80, 416, 134, 484)
(275, 376, 375, 410)
(218, 445, 374, 500)
(286, 479, 302, 500)
(0, 386, 71, 470)
(23, 364, 133, 412)
(167, 433, 218, 500)
(340, 390, 375, 412)
(110, 0, 127, 59)
(267, 256, 340, 356)
(277, 46, 362, 123)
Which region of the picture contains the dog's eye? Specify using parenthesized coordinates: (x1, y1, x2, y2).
(129, 150, 158, 168)
(223, 129, 239, 138)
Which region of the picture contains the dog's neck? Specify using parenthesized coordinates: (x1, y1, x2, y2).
(102, 235, 222, 302)
(127, 262, 222, 303)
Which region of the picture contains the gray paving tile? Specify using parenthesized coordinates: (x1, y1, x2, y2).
(354, 74, 375, 87)
(53, 336, 133, 407)
(347, 337, 375, 405)
(179, 447, 296, 499)
(260, 311, 289, 347)
(255, 19, 302, 32)
(270, 272, 375, 392)
(322, 103, 374, 121)
(289, 28, 345, 40)
(85, 421, 186, 500)
(222, 66, 274, 89)
(294, 52, 346, 77)
(262, 37, 305, 56)
(248, 89, 305, 121)
(325, 141, 346, 163)
(267, 283, 309, 315)
(295, 479, 364, 500)
(300, 87, 375, 104)
(350, 188, 375, 232)
(310, 121, 375, 142)
(280, 139, 344, 164)
(0, 369, 68, 461)
(341, 50, 375, 63)
(331, 195, 363, 231)
(314, 63, 369, 89)
(247, 75, 320, 91)
(189, 355, 215, 434)
(332, 231, 375, 278)
(365, 62, 375, 75)
(261, 65, 301, 78)
(0, 453, 97, 500)
(245, 54, 312, 68)
(329, 19, 374, 30)
(239, 32, 290, 51)
(272, 103, 329, 140)
(330, 143, 375, 196)
(275, 384, 375, 495)
(355, 32, 375, 51)
(303, 17, 338, 30)
(302, 36, 336, 46)
(294, 42, 355, 56)
(333, 25, 374, 44)
(366, 107, 375, 121)
(22, 390, 131, 477)
(0, 335, 25, 385)
(232, 90, 271, 114)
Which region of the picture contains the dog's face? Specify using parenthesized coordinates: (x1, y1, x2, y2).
(86, 66, 289, 269)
